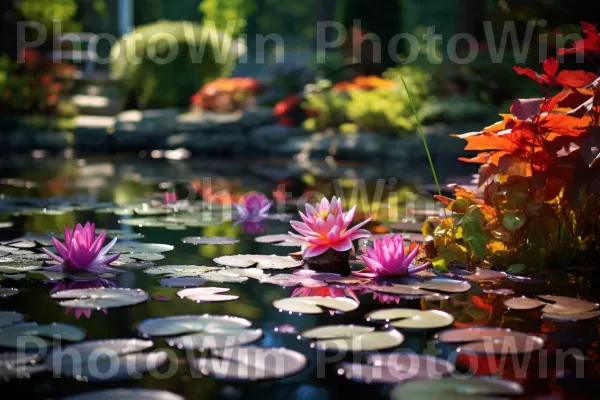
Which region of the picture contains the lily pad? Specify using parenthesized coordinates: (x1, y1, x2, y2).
(193, 346, 307, 380)
(1, 240, 37, 249)
(46, 339, 168, 382)
(62, 389, 184, 400)
(390, 376, 523, 400)
(260, 274, 328, 288)
(51, 288, 149, 309)
(460, 268, 506, 282)
(366, 309, 454, 330)
(128, 253, 165, 262)
(214, 254, 303, 270)
(0, 322, 85, 349)
(436, 327, 545, 355)
(0, 352, 48, 380)
(143, 265, 220, 276)
(159, 277, 206, 288)
(272, 296, 359, 314)
(103, 230, 145, 241)
(109, 242, 174, 254)
(177, 287, 239, 303)
(364, 284, 440, 298)
(538, 295, 599, 315)
(254, 234, 304, 247)
(0, 263, 42, 274)
(302, 326, 404, 352)
(542, 310, 600, 321)
(0, 288, 19, 298)
(504, 296, 545, 310)
(415, 278, 471, 293)
(182, 237, 239, 245)
(338, 354, 454, 384)
(0, 311, 24, 328)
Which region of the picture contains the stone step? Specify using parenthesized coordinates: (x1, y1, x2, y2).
(72, 82, 122, 98)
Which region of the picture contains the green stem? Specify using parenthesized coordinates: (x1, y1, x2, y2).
(401, 78, 442, 197)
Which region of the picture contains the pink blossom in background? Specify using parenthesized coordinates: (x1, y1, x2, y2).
(42, 222, 120, 273)
(289, 196, 371, 258)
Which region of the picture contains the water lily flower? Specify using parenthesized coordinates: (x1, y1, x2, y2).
(164, 192, 178, 205)
(289, 196, 371, 258)
(42, 223, 120, 273)
(354, 234, 428, 278)
(234, 192, 272, 222)
(51, 279, 114, 319)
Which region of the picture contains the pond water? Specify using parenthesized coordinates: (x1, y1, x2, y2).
(0, 155, 599, 399)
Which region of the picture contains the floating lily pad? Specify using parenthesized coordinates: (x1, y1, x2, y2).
(302, 326, 404, 352)
(214, 254, 303, 270)
(51, 288, 149, 309)
(272, 296, 359, 314)
(1, 239, 37, 249)
(0, 322, 85, 349)
(0, 311, 23, 328)
(390, 376, 523, 400)
(254, 235, 304, 247)
(0, 263, 42, 274)
(436, 327, 545, 355)
(415, 278, 471, 293)
(460, 267, 506, 282)
(542, 310, 600, 321)
(0, 288, 19, 298)
(364, 284, 436, 297)
(46, 339, 168, 382)
(0, 352, 48, 380)
(182, 237, 239, 245)
(0, 222, 13, 229)
(178, 287, 239, 303)
(143, 265, 220, 276)
(338, 354, 454, 384)
(538, 295, 599, 314)
(109, 242, 174, 254)
(128, 253, 165, 262)
(366, 309, 454, 330)
(260, 274, 328, 288)
(159, 277, 206, 288)
(504, 296, 545, 310)
(62, 389, 184, 400)
(103, 230, 145, 240)
(193, 346, 307, 380)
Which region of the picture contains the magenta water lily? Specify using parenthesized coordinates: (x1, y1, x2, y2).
(235, 192, 272, 221)
(355, 234, 428, 278)
(42, 222, 120, 273)
(289, 196, 371, 258)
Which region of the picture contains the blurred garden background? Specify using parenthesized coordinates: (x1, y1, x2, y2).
(0, 0, 598, 161)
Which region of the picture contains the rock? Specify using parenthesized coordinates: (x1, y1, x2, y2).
(248, 124, 307, 155)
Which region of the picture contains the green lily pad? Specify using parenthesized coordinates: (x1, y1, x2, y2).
(143, 265, 220, 276)
(177, 287, 239, 303)
(390, 376, 523, 400)
(0, 322, 85, 349)
(436, 327, 545, 355)
(128, 253, 165, 262)
(504, 296, 545, 310)
(214, 254, 303, 270)
(109, 242, 174, 254)
(182, 237, 239, 245)
(193, 346, 307, 380)
(159, 277, 206, 288)
(0, 287, 19, 298)
(51, 288, 149, 309)
(366, 309, 454, 330)
(415, 278, 471, 293)
(62, 389, 184, 400)
(303, 326, 404, 352)
(0, 311, 24, 328)
(272, 296, 359, 314)
(254, 235, 304, 247)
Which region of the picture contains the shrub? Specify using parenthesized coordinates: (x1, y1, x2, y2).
(345, 89, 415, 134)
(110, 21, 237, 109)
(424, 22, 600, 271)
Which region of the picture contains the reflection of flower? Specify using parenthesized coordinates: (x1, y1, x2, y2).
(50, 279, 114, 319)
(292, 285, 359, 305)
(289, 196, 371, 258)
(43, 223, 120, 273)
(355, 235, 429, 278)
(239, 220, 266, 234)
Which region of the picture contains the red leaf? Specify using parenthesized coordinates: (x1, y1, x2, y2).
(513, 66, 550, 85)
(555, 70, 598, 88)
(543, 57, 559, 77)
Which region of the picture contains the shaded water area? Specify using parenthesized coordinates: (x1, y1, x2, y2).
(1, 155, 600, 399)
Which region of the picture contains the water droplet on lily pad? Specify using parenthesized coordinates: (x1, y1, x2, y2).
(272, 296, 359, 314)
(193, 346, 307, 380)
(177, 287, 239, 303)
(366, 309, 454, 330)
(338, 354, 454, 384)
(301, 325, 404, 351)
(51, 288, 149, 309)
(214, 254, 303, 270)
(182, 237, 239, 245)
(144, 265, 220, 276)
(62, 389, 184, 400)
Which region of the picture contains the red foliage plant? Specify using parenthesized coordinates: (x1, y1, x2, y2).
(425, 22, 600, 270)
(190, 77, 261, 113)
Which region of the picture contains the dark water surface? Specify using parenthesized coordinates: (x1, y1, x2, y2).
(0, 155, 599, 399)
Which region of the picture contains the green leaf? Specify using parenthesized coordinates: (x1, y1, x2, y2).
(431, 257, 448, 272)
(502, 211, 526, 231)
(25, 272, 49, 281)
(462, 206, 488, 260)
(507, 264, 527, 274)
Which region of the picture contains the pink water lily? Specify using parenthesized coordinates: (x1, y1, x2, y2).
(289, 196, 371, 258)
(354, 234, 428, 278)
(42, 222, 120, 273)
(234, 192, 272, 223)
(164, 192, 178, 204)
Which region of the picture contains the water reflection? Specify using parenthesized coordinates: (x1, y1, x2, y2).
(49, 278, 115, 320)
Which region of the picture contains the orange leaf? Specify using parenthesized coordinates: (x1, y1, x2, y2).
(555, 70, 597, 88)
